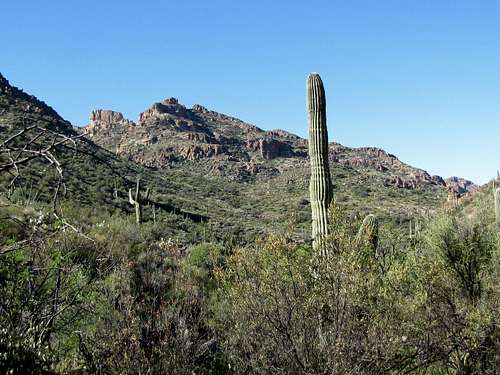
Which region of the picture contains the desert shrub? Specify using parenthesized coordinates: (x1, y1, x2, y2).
(0, 216, 102, 374)
(1, 193, 497, 374)
(80, 239, 226, 374)
(407, 211, 499, 373)
(213, 205, 411, 374)
(213, 203, 499, 374)
(0, 197, 229, 373)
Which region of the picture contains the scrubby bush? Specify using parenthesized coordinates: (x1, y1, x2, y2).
(213, 203, 499, 374)
(214, 205, 406, 373)
(409, 211, 499, 373)
(74, 238, 226, 374)
(1, 196, 498, 374)
(0, 210, 102, 374)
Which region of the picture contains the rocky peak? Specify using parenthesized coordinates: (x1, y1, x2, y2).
(84, 109, 135, 136)
(192, 104, 210, 114)
(139, 97, 189, 123)
(90, 109, 132, 125)
(162, 97, 179, 105)
(71, 89, 472, 193)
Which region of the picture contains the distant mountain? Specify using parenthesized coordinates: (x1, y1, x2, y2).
(81, 97, 453, 191)
(2, 71, 474, 241)
(79, 95, 461, 229)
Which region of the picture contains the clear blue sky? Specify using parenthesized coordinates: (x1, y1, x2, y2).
(2, 1, 499, 184)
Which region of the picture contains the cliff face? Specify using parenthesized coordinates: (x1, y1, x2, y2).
(81, 97, 304, 174)
(85, 109, 135, 134)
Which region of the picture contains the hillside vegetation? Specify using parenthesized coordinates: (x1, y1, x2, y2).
(0, 72, 498, 374)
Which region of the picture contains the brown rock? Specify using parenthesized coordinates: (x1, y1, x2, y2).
(139, 98, 188, 123)
(192, 104, 210, 114)
(84, 109, 135, 136)
(180, 144, 224, 160)
(445, 177, 477, 195)
(181, 132, 217, 144)
(244, 138, 293, 159)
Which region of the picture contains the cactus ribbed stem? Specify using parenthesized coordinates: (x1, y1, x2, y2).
(307, 73, 333, 253)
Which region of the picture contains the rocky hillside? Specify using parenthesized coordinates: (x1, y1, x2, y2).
(78, 96, 472, 236)
(0, 73, 209, 235)
(81, 97, 463, 191)
(1, 71, 475, 242)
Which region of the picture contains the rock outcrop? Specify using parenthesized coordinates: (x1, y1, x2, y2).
(84, 109, 135, 136)
(431, 175, 446, 186)
(192, 104, 210, 114)
(180, 144, 224, 160)
(445, 177, 477, 195)
(139, 98, 189, 123)
(244, 138, 294, 160)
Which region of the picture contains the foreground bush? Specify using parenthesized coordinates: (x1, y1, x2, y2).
(213, 204, 499, 374)
(1, 200, 498, 373)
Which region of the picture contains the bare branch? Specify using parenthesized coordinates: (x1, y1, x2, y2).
(0, 122, 83, 212)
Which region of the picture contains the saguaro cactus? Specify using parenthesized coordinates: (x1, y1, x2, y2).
(494, 187, 500, 226)
(129, 177, 149, 224)
(113, 178, 120, 201)
(307, 73, 333, 252)
(356, 214, 379, 251)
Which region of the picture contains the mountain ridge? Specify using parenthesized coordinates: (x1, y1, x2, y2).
(80, 97, 476, 196)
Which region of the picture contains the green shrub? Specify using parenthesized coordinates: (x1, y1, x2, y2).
(213, 203, 499, 374)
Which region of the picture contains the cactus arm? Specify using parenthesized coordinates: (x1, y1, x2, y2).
(128, 188, 136, 205)
(128, 177, 143, 224)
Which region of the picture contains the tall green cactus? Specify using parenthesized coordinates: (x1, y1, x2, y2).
(356, 214, 379, 251)
(494, 187, 500, 226)
(307, 73, 333, 253)
(129, 177, 149, 224)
